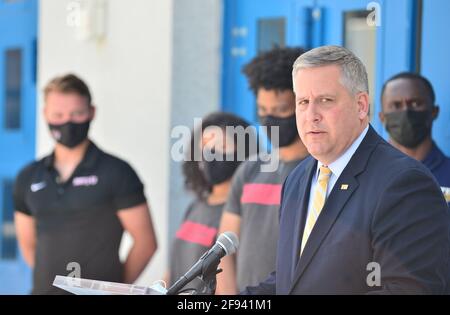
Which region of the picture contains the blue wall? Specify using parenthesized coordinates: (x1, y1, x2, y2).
(0, 0, 37, 294)
(421, 0, 450, 155)
(222, 0, 449, 155)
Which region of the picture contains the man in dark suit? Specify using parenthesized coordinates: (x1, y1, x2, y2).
(243, 45, 449, 294)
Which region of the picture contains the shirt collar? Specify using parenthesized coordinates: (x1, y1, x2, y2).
(422, 142, 445, 171)
(44, 141, 101, 171)
(315, 125, 369, 178)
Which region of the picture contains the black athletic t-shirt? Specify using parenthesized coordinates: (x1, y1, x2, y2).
(13, 141, 146, 294)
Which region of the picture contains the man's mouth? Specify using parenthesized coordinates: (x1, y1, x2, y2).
(307, 131, 325, 135)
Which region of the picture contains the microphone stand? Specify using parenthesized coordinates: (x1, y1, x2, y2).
(167, 257, 223, 295)
(167, 231, 239, 295)
(195, 262, 223, 295)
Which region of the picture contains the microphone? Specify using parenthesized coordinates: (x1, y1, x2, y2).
(166, 231, 239, 295)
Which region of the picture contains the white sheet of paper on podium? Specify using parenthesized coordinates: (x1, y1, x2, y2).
(53, 275, 167, 295)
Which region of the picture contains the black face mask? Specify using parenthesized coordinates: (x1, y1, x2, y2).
(200, 153, 241, 185)
(384, 110, 433, 148)
(259, 114, 299, 147)
(48, 120, 91, 148)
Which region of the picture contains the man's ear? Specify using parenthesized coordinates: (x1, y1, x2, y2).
(43, 103, 49, 121)
(378, 111, 385, 124)
(356, 92, 370, 119)
(432, 105, 439, 120)
(89, 105, 96, 120)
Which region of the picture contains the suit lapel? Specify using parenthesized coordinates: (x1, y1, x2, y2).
(290, 158, 317, 279)
(289, 175, 359, 293)
(288, 125, 380, 294)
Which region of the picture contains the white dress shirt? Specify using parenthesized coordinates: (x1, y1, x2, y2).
(305, 125, 369, 218)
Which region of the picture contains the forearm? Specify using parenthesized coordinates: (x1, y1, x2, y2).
(216, 254, 238, 295)
(216, 211, 241, 294)
(163, 270, 170, 287)
(14, 212, 36, 269)
(123, 241, 156, 283)
(21, 246, 35, 268)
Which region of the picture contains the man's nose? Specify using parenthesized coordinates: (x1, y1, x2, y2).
(304, 101, 320, 123)
(401, 99, 408, 110)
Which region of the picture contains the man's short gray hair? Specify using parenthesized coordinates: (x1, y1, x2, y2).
(292, 45, 369, 95)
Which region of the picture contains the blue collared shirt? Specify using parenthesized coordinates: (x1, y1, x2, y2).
(306, 125, 369, 218)
(422, 142, 450, 205)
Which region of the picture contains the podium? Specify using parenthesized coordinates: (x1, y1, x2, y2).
(53, 275, 167, 295)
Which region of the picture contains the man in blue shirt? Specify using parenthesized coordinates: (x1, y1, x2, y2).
(380, 72, 450, 295)
(379, 72, 450, 205)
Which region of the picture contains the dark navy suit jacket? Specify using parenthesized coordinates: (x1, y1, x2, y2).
(244, 125, 449, 294)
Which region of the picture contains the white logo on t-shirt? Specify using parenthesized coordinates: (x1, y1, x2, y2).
(30, 181, 47, 192)
(72, 175, 98, 187)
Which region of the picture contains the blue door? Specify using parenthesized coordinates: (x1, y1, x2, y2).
(314, 0, 420, 137)
(0, 0, 37, 294)
(222, 0, 315, 125)
(421, 0, 450, 155)
(222, 0, 418, 137)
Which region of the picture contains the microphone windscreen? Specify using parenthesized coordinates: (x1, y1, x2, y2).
(217, 231, 239, 255)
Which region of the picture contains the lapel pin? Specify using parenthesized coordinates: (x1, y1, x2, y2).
(340, 184, 349, 190)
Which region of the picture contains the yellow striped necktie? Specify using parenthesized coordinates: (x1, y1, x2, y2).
(300, 166, 332, 255)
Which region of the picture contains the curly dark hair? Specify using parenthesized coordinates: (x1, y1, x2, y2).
(242, 47, 307, 95)
(182, 112, 256, 200)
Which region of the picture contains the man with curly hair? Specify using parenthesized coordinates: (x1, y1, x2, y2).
(216, 47, 309, 294)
